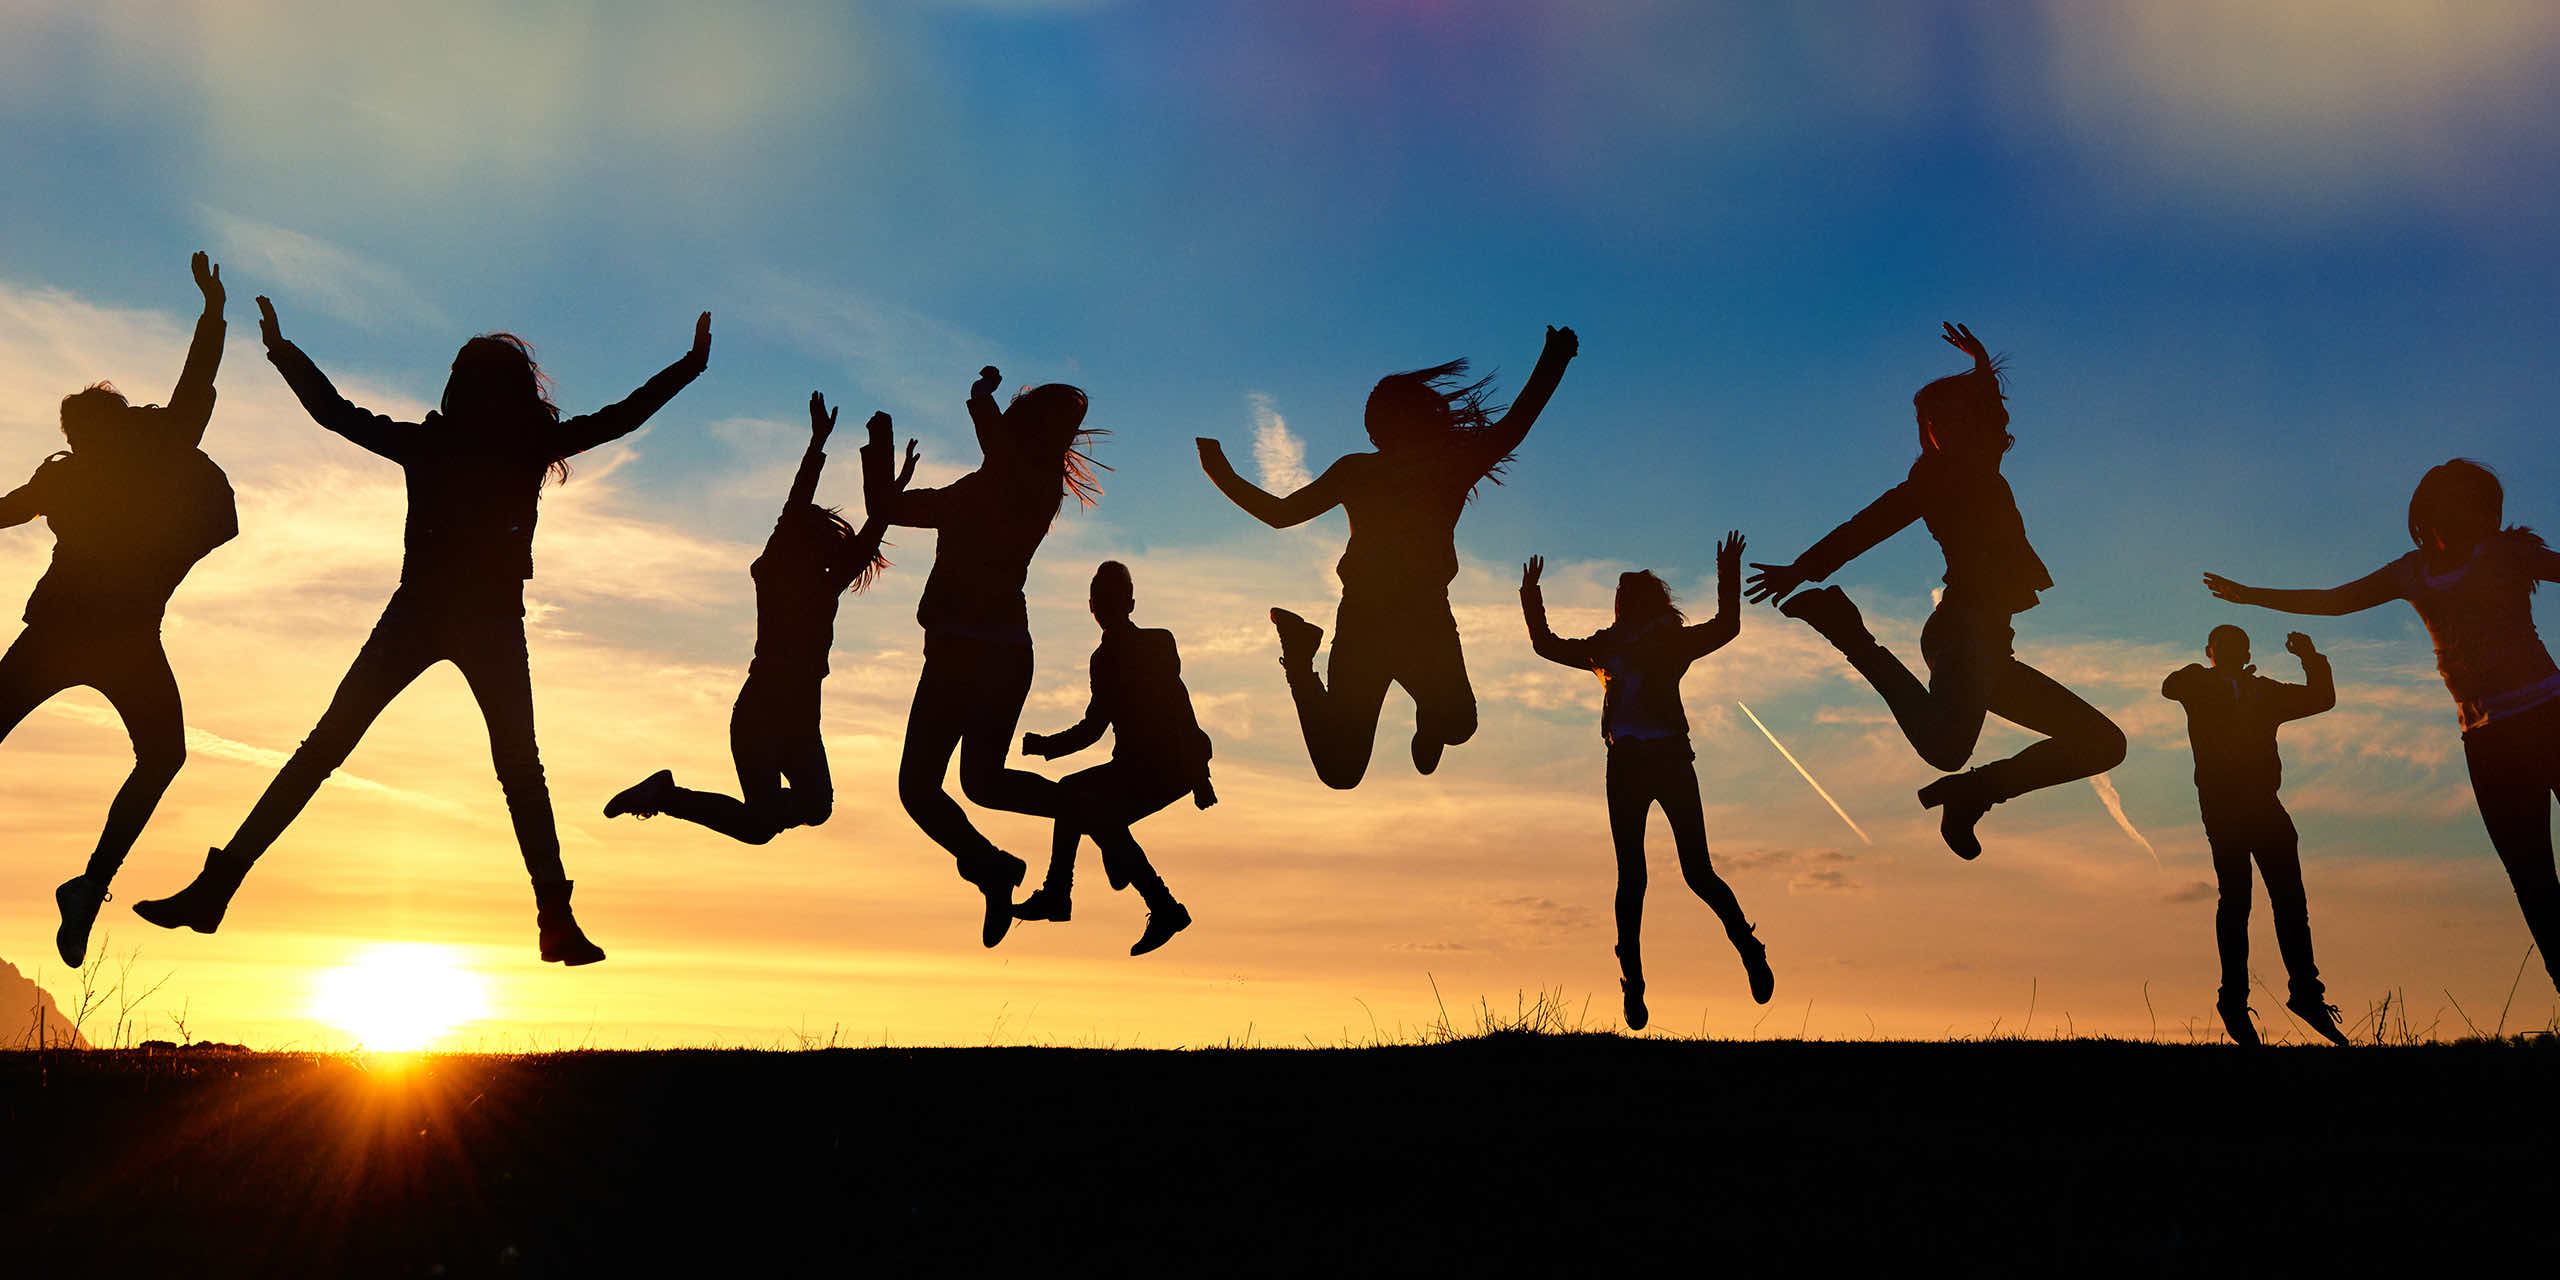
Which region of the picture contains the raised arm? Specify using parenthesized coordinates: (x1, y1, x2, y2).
(1679, 532, 1747, 659)
(257, 297, 414, 461)
(1520, 556, 1601, 670)
(2269, 632, 2336, 721)
(552, 311, 710, 456)
(784, 392, 837, 515)
(1197, 439, 1346, 528)
(1470, 325, 1578, 467)
(2160, 662, 2213, 703)
(160, 251, 227, 445)
(968, 366, 1010, 464)
(2203, 565, 2400, 617)
(859, 409, 955, 529)
(1747, 477, 1923, 604)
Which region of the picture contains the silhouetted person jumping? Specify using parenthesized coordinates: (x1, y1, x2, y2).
(1523, 536, 1772, 1029)
(2162, 626, 2347, 1046)
(2207, 459, 2560, 996)
(604, 393, 915, 843)
(1013, 561, 1216, 956)
(868, 367, 1097, 948)
(1746, 323, 2126, 859)
(133, 299, 712, 966)
(5, 253, 237, 966)
(1198, 325, 1577, 788)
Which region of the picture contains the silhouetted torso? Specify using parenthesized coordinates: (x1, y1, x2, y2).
(1326, 446, 1497, 596)
(1532, 614, 1734, 745)
(908, 469, 1056, 639)
(1080, 625, 1211, 778)
(1799, 453, 2051, 613)
(2162, 660, 2331, 799)
(748, 523, 881, 679)
(8, 450, 234, 627)
(266, 341, 703, 593)
(2381, 532, 2560, 728)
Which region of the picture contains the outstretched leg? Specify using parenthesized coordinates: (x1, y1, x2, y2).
(1782, 590, 2002, 771)
(2464, 706, 2560, 993)
(1276, 606, 1395, 790)
(451, 609, 600, 966)
(651, 680, 828, 845)
(1645, 740, 1772, 1004)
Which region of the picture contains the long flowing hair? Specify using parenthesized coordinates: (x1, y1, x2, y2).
(1913, 360, 2012, 458)
(1005, 383, 1108, 513)
(1366, 359, 1511, 496)
(782, 504, 891, 592)
(445, 333, 571, 485)
(1614, 570, 1685, 628)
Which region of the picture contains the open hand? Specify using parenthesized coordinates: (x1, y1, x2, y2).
(2285, 631, 2318, 658)
(1717, 531, 1746, 566)
(254, 296, 283, 348)
(1940, 321, 1990, 371)
(192, 252, 223, 307)
(1521, 555, 1544, 592)
(898, 438, 920, 488)
(809, 391, 838, 440)
(1745, 562, 1806, 604)
(2201, 572, 2249, 603)
(690, 312, 713, 363)
(1545, 325, 1578, 361)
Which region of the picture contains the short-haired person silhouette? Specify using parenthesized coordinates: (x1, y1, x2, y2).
(2207, 459, 2560, 996)
(133, 299, 712, 965)
(1013, 561, 1216, 956)
(1197, 325, 1577, 788)
(4, 253, 238, 966)
(604, 392, 916, 843)
(1522, 536, 1773, 1030)
(866, 367, 1097, 948)
(1746, 323, 2127, 859)
(2162, 626, 2348, 1045)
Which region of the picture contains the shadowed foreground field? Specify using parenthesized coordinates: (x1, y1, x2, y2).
(6, 1036, 2554, 1274)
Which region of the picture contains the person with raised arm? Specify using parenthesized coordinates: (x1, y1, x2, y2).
(1522, 535, 1772, 1030)
(1012, 561, 1216, 956)
(1198, 325, 1577, 788)
(867, 366, 1099, 948)
(133, 299, 712, 966)
(2206, 459, 2560, 996)
(4, 252, 238, 966)
(605, 392, 916, 844)
(1746, 323, 2125, 861)
(2162, 626, 2347, 1045)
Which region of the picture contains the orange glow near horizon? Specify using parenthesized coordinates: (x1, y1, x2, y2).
(310, 944, 489, 1051)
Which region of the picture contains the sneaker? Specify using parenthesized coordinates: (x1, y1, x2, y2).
(1917, 772, 1993, 861)
(604, 770, 674, 819)
(962, 850, 1027, 949)
(1622, 977, 1649, 1031)
(2286, 995, 2351, 1047)
(1734, 925, 1775, 1005)
(1269, 608, 1324, 671)
(1776, 585, 1865, 637)
(1130, 901, 1192, 956)
(55, 875, 107, 968)
(1012, 886, 1072, 923)
(2219, 1000, 2260, 1047)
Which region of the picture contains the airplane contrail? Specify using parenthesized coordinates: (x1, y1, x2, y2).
(1735, 701, 1871, 846)
(2088, 773, 2161, 867)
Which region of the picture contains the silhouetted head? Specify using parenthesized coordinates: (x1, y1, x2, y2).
(1365, 359, 1502, 458)
(2407, 459, 2504, 557)
(2206, 624, 2250, 670)
(776, 503, 887, 592)
(1614, 570, 1684, 628)
(1090, 560, 1134, 627)
(442, 334, 570, 482)
(1003, 383, 1105, 509)
(57, 383, 131, 455)
(1914, 365, 2011, 459)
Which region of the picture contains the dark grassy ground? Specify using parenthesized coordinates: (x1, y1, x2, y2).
(5, 1035, 2554, 1276)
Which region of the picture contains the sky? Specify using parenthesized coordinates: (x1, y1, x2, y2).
(3, 0, 2558, 1049)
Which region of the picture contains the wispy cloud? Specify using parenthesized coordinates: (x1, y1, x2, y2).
(201, 208, 450, 333)
(1247, 392, 1310, 493)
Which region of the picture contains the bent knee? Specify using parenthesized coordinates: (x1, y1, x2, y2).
(1916, 739, 1976, 773)
(2088, 719, 2129, 771)
(134, 739, 186, 777)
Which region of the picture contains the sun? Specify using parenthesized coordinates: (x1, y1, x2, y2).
(311, 943, 489, 1051)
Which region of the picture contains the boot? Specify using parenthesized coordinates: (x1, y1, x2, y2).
(1777, 586, 1875, 647)
(604, 769, 674, 819)
(535, 880, 606, 966)
(960, 848, 1027, 949)
(55, 875, 107, 968)
(1130, 900, 1192, 957)
(1618, 944, 1648, 1031)
(2219, 999, 2260, 1047)
(1269, 607, 1324, 672)
(1012, 885, 1072, 923)
(133, 848, 253, 934)
(1917, 770, 1997, 861)
(1732, 924, 1775, 1005)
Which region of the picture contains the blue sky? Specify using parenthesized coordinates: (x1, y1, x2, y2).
(4, 2, 2559, 1047)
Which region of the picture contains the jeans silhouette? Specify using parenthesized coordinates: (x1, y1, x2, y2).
(1287, 592, 1475, 789)
(1607, 737, 1749, 975)
(0, 626, 185, 881)
(226, 587, 564, 882)
(2462, 699, 2560, 987)
(2202, 793, 2321, 1004)
(1041, 760, 1192, 905)
(897, 633, 1058, 864)
(1834, 598, 2126, 802)
(655, 675, 833, 844)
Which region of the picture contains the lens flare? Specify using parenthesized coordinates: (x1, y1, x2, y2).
(311, 943, 488, 1051)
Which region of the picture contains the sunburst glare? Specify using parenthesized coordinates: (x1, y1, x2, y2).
(310, 944, 489, 1051)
